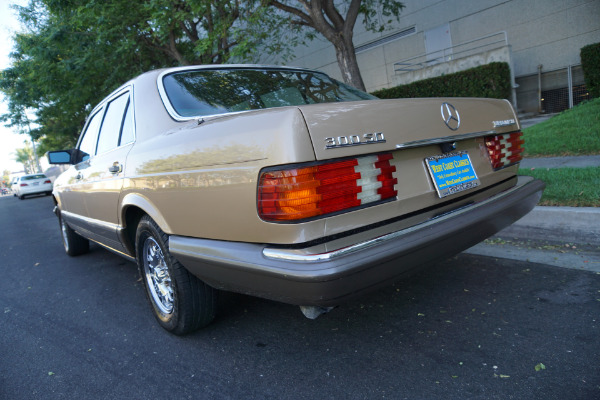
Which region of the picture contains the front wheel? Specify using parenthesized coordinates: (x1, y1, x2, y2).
(136, 215, 217, 335)
(59, 211, 89, 256)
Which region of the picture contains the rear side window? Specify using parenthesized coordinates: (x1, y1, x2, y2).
(119, 99, 134, 146)
(96, 92, 130, 154)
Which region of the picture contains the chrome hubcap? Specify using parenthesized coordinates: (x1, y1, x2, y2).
(143, 237, 174, 314)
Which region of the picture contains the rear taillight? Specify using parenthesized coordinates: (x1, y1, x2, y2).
(258, 153, 398, 221)
(44, 180, 51, 184)
(20, 183, 28, 187)
(484, 131, 524, 170)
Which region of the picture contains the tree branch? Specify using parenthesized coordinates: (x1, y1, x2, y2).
(267, 0, 313, 26)
(322, 0, 344, 30)
(343, 0, 362, 37)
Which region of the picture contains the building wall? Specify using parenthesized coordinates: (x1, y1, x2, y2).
(276, 0, 600, 99)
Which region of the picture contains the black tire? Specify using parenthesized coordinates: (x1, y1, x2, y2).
(59, 211, 90, 256)
(135, 215, 217, 335)
(18, 195, 24, 200)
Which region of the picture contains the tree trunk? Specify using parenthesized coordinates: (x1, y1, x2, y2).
(333, 36, 366, 91)
(267, 0, 369, 91)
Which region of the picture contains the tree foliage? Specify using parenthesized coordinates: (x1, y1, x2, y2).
(2, 169, 11, 186)
(580, 42, 600, 98)
(14, 142, 36, 174)
(0, 0, 263, 154)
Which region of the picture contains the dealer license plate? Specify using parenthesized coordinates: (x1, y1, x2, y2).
(425, 151, 480, 198)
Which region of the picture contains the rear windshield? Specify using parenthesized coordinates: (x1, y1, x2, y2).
(22, 174, 47, 180)
(162, 68, 377, 118)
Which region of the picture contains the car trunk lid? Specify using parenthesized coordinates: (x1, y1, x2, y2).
(296, 98, 519, 161)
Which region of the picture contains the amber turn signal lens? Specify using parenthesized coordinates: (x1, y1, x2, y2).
(258, 153, 398, 221)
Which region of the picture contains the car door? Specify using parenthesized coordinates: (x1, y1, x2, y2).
(77, 88, 135, 251)
(58, 107, 104, 221)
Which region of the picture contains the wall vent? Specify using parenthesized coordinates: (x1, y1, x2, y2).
(355, 27, 416, 54)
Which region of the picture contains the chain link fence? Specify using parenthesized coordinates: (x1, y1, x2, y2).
(516, 64, 592, 114)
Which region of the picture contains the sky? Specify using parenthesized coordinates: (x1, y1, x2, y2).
(0, 0, 37, 175)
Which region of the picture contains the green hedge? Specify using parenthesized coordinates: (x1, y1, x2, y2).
(372, 62, 512, 99)
(581, 42, 600, 98)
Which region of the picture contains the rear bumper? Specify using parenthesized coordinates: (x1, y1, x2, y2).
(19, 184, 52, 195)
(170, 176, 545, 306)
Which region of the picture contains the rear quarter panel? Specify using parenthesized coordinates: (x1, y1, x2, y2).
(121, 107, 326, 243)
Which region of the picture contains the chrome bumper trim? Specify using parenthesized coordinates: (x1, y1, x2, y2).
(61, 210, 122, 232)
(262, 177, 527, 262)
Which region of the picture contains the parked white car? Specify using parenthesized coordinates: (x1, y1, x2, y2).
(13, 174, 53, 199)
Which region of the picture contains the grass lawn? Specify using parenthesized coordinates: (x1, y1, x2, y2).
(519, 167, 600, 207)
(522, 98, 600, 157)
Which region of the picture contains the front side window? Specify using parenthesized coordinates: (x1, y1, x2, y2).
(162, 68, 377, 118)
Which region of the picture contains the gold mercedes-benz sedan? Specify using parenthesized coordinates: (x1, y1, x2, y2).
(47, 65, 544, 334)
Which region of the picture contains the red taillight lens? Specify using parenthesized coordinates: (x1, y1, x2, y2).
(258, 153, 398, 221)
(20, 183, 28, 187)
(484, 131, 524, 170)
(44, 180, 51, 184)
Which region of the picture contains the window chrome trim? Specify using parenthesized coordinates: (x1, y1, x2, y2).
(395, 130, 496, 150)
(76, 85, 136, 158)
(262, 179, 525, 262)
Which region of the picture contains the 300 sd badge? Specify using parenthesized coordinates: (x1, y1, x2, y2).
(325, 132, 386, 149)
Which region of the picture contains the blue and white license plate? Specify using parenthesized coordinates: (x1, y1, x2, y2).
(425, 151, 480, 198)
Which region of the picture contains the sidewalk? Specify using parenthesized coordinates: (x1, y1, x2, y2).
(464, 151, 599, 270)
(494, 205, 600, 246)
(500, 154, 599, 245)
(465, 205, 600, 272)
(520, 155, 600, 169)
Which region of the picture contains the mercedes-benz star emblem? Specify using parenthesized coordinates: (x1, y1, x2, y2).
(441, 102, 460, 130)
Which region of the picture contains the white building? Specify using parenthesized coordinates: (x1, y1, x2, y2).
(280, 0, 600, 114)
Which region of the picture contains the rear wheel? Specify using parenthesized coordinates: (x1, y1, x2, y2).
(59, 211, 89, 256)
(136, 215, 217, 335)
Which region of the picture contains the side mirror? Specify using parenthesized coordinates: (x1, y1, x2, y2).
(47, 149, 89, 165)
(47, 150, 74, 164)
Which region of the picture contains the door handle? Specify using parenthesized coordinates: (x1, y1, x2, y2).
(108, 162, 122, 174)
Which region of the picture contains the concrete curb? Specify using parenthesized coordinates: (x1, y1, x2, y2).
(520, 155, 600, 169)
(495, 206, 600, 246)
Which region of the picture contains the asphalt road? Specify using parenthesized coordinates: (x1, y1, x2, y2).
(1, 194, 599, 400)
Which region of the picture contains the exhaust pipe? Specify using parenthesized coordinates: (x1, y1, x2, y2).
(299, 305, 335, 319)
